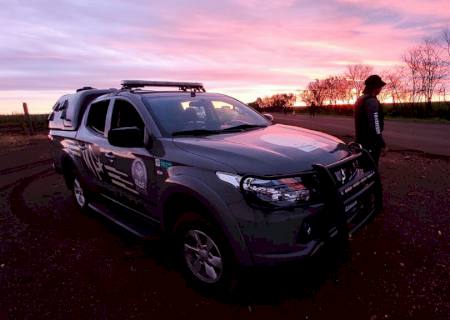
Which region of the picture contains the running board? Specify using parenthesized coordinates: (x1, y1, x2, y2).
(88, 200, 160, 240)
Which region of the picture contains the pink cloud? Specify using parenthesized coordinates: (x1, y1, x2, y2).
(1, 0, 450, 113)
(337, 0, 450, 18)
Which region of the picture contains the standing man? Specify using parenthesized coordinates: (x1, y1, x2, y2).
(354, 75, 387, 167)
(310, 102, 316, 118)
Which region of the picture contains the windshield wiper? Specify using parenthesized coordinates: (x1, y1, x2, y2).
(221, 124, 267, 132)
(172, 124, 267, 136)
(172, 129, 222, 136)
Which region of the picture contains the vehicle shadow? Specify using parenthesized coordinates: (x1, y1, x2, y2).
(230, 240, 352, 305)
(139, 233, 352, 306)
(87, 208, 352, 305)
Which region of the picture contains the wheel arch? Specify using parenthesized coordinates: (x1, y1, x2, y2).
(60, 154, 77, 189)
(160, 178, 253, 267)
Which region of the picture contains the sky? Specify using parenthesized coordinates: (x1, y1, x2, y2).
(1, 0, 449, 114)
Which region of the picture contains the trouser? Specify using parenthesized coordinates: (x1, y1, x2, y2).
(361, 143, 381, 167)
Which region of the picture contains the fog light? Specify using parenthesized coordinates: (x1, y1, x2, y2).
(298, 221, 314, 243)
(305, 223, 312, 236)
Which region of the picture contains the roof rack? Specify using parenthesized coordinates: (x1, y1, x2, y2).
(121, 80, 206, 92)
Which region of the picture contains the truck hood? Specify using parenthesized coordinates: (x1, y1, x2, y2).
(173, 124, 350, 176)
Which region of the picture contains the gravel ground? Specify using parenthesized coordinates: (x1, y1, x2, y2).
(0, 135, 449, 319)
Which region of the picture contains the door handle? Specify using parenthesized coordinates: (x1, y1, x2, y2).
(105, 152, 115, 159)
(79, 142, 87, 151)
(104, 152, 116, 164)
(105, 152, 116, 164)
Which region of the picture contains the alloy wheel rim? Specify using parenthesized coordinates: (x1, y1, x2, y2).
(73, 178, 86, 207)
(184, 229, 223, 284)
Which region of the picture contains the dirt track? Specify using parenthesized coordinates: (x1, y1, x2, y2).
(274, 113, 450, 157)
(0, 134, 449, 319)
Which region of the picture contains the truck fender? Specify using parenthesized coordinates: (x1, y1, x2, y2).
(159, 175, 253, 267)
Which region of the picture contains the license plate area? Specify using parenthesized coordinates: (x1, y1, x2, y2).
(346, 192, 376, 227)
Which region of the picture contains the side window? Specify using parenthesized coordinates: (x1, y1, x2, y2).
(111, 99, 145, 131)
(52, 101, 60, 111)
(86, 100, 110, 135)
(60, 100, 68, 120)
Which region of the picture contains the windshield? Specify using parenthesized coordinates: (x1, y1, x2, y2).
(142, 95, 269, 136)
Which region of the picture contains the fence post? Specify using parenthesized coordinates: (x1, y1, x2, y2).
(22, 102, 34, 135)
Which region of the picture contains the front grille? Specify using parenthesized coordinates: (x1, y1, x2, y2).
(339, 170, 375, 197)
(327, 153, 377, 199)
(331, 157, 366, 187)
(346, 192, 376, 231)
(310, 149, 380, 241)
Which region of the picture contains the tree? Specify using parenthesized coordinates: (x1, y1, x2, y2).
(403, 46, 422, 103)
(249, 94, 296, 112)
(322, 76, 341, 106)
(403, 39, 448, 110)
(442, 28, 450, 60)
(336, 76, 353, 104)
(269, 93, 296, 111)
(380, 66, 408, 105)
(301, 76, 352, 107)
(301, 79, 327, 106)
(418, 39, 447, 110)
(345, 64, 374, 100)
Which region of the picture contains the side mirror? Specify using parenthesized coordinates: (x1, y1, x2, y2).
(108, 127, 144, 148)
(263, 113, 274, 122)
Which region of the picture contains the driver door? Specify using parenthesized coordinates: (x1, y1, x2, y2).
(101, 98, 158, 219)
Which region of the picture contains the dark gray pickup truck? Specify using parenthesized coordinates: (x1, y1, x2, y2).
(48, 80, 382, 292)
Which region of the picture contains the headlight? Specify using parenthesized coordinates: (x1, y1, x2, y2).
(216, 172, 315, 208)
(216, 172, 242, 188)
(242, 176, 311, 207)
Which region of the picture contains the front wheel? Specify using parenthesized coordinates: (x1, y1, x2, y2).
(184, 229, 224, 284)
(174, 214, 239, 294)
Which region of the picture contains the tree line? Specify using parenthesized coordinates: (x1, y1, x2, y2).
(250, 28, 450, 118)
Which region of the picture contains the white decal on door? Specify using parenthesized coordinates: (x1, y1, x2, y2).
(81, 146, 104, 180)
(131, 158, 147, 190)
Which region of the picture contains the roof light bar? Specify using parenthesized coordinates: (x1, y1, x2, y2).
(121, 80, 205, 92)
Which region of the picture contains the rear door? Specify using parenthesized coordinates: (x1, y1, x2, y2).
(101, 98, 158, 219)
(75, 98, 112, 193)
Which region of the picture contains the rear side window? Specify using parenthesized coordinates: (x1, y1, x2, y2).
(86, 100, 109, 135)
(60, 100, 68, 119)
(52, 101, 60, 111)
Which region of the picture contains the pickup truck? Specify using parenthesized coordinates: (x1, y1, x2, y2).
(48, 80, 382, 292)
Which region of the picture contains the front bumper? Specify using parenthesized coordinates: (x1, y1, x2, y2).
(251, 186, 379, 266)
(236, 149, 382, 267)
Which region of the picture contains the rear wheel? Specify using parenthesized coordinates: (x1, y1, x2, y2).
(72, 176, 90, 210)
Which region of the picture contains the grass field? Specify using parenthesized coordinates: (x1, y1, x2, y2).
(296, 101, 450, 120)
(0, 113, 49, 133)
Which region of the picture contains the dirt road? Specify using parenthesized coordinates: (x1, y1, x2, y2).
(0, 135, 449, 319)
(274, 113, 450, 157)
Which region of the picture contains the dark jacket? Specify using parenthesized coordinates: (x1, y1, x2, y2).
(354, 94, 385, 148)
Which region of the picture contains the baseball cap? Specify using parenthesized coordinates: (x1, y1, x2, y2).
(364, 75, 387, 88)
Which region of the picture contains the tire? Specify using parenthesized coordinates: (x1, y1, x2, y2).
(71, 175, 90, 211)
(173, 213, 239, 294)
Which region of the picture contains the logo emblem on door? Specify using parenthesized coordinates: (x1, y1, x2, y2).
(131, 158, 147, 190)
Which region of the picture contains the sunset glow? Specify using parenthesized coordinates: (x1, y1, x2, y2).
(1, 0, 450, 113)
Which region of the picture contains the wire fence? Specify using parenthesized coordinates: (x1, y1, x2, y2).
(0, 113, 48, 134)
